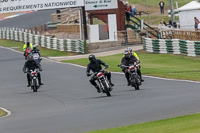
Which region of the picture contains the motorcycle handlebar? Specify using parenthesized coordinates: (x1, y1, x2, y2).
(89, 67, 108, 77)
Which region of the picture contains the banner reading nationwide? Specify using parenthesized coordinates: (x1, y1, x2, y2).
(0, 0, 84, 13)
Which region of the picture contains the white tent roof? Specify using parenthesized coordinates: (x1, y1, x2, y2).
(178, 1, 200, 11)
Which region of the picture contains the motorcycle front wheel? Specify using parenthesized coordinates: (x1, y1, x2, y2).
(133, 75, 140, 90)
(32, 79, 38, 92)
(102, 80, 111, 97)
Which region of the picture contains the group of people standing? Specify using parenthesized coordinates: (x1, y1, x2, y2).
(125, 2, 137, 24)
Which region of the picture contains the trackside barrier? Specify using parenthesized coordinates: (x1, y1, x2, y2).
(0, 28, 85, 54)
(142, 37, 200, 57)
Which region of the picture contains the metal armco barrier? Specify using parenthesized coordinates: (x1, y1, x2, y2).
(0, 28, 85, 54)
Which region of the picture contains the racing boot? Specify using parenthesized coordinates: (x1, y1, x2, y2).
(27, 83, 31, 87)
(39, 82, 44, 85)
(109, 80, 114, 87)
(95, 85, 101, 93)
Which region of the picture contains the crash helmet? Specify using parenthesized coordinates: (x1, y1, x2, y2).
(124, 49, 131, 59)
(88, 54, 96, 63)
(33, 45, 37, 50)
(26, 42, 30, 47)
(127, 47, 133, 53)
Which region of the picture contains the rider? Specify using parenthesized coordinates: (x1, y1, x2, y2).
(124, 47, 140, 60)
(121, 49, 144, 86)
(86, 54, 114, 93)
(31, 45, 41, 64)
(23, 42, 33, 60)
(22, 54, 43, 87)
(23, 42, 33, 52)
(31, 45, 41, 56)
(126, 47, 144, 81)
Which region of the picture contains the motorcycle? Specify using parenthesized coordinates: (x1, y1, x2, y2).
(118, 63, 141, 90)
(29, 69, 40, 92)
(32, 53, 42, 65)
(90, 67, 112, 97)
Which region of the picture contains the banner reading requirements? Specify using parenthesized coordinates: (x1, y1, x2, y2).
(0, 0, 84, 13)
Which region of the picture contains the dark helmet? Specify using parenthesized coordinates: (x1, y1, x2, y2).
(26, 42, 30, 47)
(124, 50, 131, 59)
(33, 45, 37, 50)
(27, 53, 33, 61)
(88, 54, 96, 63)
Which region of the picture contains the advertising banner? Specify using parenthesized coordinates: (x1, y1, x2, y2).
(0, 0, 84, 13)
(85, 0, 118, 11)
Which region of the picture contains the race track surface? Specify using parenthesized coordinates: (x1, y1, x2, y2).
(0, 47, 200, 133)
(0, 10, 55, 28)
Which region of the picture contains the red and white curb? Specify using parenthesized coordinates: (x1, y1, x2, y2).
(0, 11, 33, 21)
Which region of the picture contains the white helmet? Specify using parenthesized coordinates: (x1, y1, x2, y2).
(127, 47, 133, 53)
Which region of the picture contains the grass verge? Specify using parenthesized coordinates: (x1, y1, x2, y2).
(88, 113, 200, 133)
(0, 109, 7, 117)
(0, 39, 78, 57)
(63, 50, 200, 81)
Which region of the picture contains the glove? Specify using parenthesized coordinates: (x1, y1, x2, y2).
(39, 69, 42, 71)
(23, 71, 27, 73)
(87, 73, 92, 77)
(105, 65, 109, 69)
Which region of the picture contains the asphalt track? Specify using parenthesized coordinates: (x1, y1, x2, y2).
(0, 9, 55, 28)
(0, 47, 200, 133)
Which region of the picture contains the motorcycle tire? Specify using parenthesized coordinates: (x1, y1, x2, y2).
(33, 79, 38, 92)
(102, 80, 111, 97)
(133, 75, 140, 90)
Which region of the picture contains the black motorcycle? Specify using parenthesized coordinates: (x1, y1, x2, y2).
(90, 67, 112, 97)
(118, 63, 141, 90)
(29, 69, 40, 92)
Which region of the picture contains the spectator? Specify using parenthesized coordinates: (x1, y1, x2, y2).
(158, 21, 168, 38)
(194, 17, 198, 31)
(168, 20, 172, 28)
(159, 0, 165, 14)
(129, 5, 132, 12)
(162, 19, 167, 26)
(131, 5, 136, 17)
(125, 3, 131, 25)
(197, 19, 200, 31)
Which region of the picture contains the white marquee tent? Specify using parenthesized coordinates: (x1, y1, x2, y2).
(178, 1, 200, 29)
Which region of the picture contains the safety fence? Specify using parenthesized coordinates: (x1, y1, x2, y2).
(0, 28, 85, 54)
(142, 37, 200, 57)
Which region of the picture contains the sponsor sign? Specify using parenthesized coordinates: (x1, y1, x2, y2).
(0, 0, 84, 13)
(85, 0, 118, 11)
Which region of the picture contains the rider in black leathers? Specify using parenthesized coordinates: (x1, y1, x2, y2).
(22, 54, 43, 87)
(86, 54, 114, 93)
(121, 50, 144, 86)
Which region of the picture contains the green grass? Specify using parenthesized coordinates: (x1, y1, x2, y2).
(0, 109, 7, 117)
(128, 0, 192, 7)
(88, 113, 200, 133)
(63, 50, 200, 81)
(0, 39, 77, 57)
